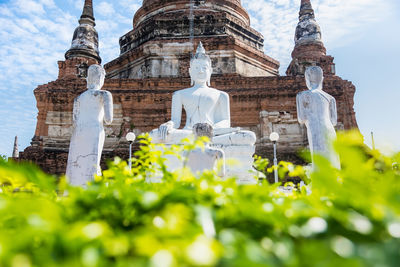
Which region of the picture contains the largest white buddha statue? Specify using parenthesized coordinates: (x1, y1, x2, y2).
(149, 43, 259, 183)
(150, 42, 256, 146)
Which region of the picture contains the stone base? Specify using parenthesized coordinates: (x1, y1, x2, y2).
(152, 143, 260, 184)
(212, 144, 260, 184)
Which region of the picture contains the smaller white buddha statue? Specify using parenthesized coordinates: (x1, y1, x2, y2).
(296, 66, 340, 169)
(66, 64, 113, 186)
(150, 42, 256, 145)
(186, 123, 225, 177)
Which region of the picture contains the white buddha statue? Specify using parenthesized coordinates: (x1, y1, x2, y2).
(66, 64, 113, 186)
(296, 66, 340, 169)
(150, 42, 256, 145)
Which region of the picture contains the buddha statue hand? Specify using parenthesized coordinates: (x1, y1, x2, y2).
(159, 121, 174, 140)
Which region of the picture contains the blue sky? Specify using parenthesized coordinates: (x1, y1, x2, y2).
(0, 0, 399, 156)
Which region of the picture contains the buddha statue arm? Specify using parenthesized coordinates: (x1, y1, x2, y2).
(103, 91, 114, 125)
(72, 98, 79, 126)
(170, 91, 182, 128)
(296, 93, 306, 124)
(213, 92, 231, 129)
(159, 91, 182, 140)
(329, 97, 338, 127)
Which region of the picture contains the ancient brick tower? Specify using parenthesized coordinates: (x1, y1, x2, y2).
(20, 0, 358, 174)
(105, 0, 279, 79)
(286, 0, 335, 76)
(60, 0, 100, 79)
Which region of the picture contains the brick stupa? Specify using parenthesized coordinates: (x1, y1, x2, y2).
(20, 0, 358, 174)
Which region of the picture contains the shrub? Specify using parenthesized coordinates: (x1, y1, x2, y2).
(0, 131, 400, 267)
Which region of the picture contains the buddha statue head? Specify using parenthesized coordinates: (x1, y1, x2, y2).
(189, 42, 213, 86)
(87, 64, 106, 90)
(305, 66, 323, 91)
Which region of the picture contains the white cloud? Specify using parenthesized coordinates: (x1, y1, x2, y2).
(0, 6, 13, 17)
(39, 0, 56, 9)
(97, 2, 115, 17)
(15, 0, 46, 15)
(119, 0, 142, 14)
(72, 0, 83, 10)
(17, 18, 40, 33)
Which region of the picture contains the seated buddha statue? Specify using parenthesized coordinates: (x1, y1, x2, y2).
(150, 42, 256, 145)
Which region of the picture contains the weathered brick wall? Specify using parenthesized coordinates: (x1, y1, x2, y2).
(21, 72, 357, 174)
(107, 0, 279, 79)
(19, 145, 137, 176)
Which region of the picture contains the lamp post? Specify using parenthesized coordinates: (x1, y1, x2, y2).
(269, 132, 280, 183)
(126, 132, 136, 171)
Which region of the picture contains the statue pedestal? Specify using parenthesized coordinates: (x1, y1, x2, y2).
(150, 143, 260, 184)
(212, 144, 259, 184)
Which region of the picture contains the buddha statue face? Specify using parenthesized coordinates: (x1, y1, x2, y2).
(189, 42, 213, 86)
(87, 64, 105, 90)
(305, 66, 323, 90)
(189, 58, 212, 86)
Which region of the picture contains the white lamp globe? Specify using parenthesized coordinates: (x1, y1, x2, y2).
(269, 132, 279, 142)
(126, 132, 136, 142)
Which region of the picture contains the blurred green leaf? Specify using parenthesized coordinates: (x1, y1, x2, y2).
(0, 132, 400, 266)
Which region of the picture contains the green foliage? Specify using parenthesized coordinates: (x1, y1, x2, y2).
(1, 131, 400, 266)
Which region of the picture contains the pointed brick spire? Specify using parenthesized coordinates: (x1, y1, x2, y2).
(12, 136, 19, 158)
(295, 0, 321, 46)
(65, 0, 101, 63)
(286, 0, 335, 76)
(79, 0, 95, 26)
(300, 0, 314, 18)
